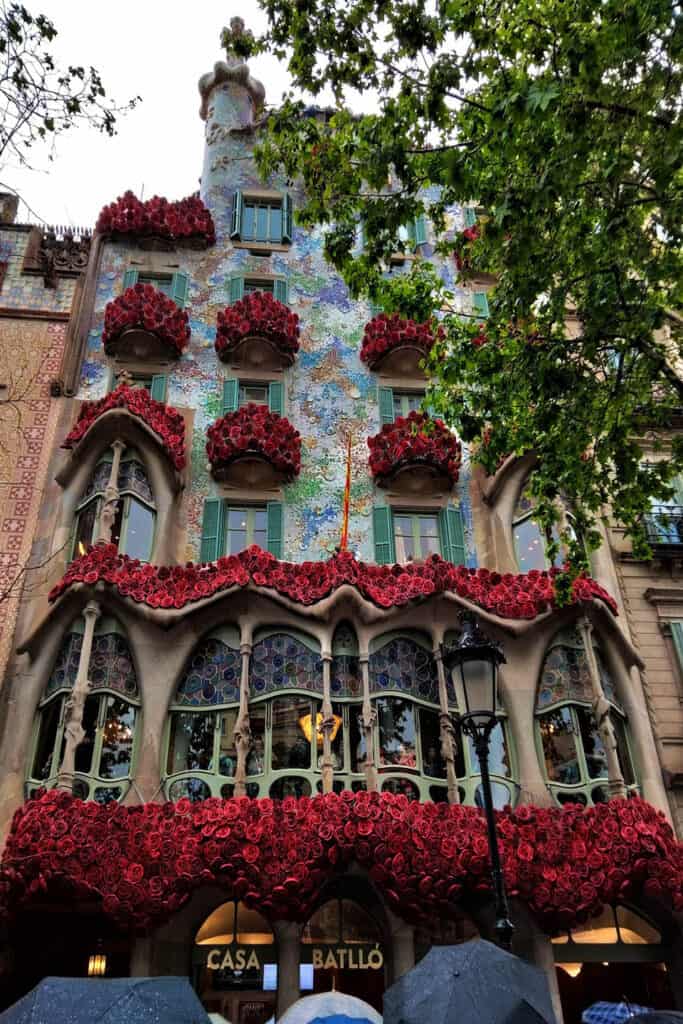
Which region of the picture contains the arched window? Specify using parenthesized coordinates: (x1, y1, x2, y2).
(27, 616, 139, 804)
(512, 482, 575, 572)
(165, 626, 242, 803)
(536, 627, 636, 806)
(301, 898, 385, 1009)
(71, 447, 156, 562)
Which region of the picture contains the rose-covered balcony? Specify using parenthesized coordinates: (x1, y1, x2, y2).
(453, 224, 497, 284)
(206, 404, 301, 488)
(96, 191, 215, 250)
(368, 411, 462, 496)
(103, 284, 191, 362)
(214, 291, 300, 371)
(360, 314, 442, 376)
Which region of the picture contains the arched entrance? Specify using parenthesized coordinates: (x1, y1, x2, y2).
(301, 898, 385, 1013)
(193, 900, 277, 1024)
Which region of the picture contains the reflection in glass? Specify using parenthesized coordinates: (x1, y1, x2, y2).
(302, 900, 340, 943)
(218, 709, 238, 777)
(167, 712, 214, 775)
(539, 708, 579, 784)
(99, 696, 136, 779)
(269, 776, 312, 799)
(467, 722, 510, 777)
(341, 900, 381, 943)
(32, 699, 62, 779)
(271, 696, 312, 770)
(247, 704, 266, 776)
(420, 708, 445, 778)
(94, 786, 122, 805)
(168, 777, 210, 803)
(122, 500, 154, 561)
(577, 707, 608, 779)
(382, 777, 420, 800)
(377, 698, 417, 768)
(429, 785, 449, 803)
(474, 781, 510, 810)
(72, 500, 99, 558)
(350, 705, 366, 773)
(74, 695, 99, 774)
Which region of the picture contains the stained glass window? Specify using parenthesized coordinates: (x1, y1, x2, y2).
(175, 638, 241, 707)
(369, 637, 440, 703)
(250, 633, 323, 696)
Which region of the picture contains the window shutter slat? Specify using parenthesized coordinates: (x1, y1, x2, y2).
(373, 505, 395, 564)
(122, 269, 138, 291)
(150, 375, 167, 402)
(230, 190, 243, 239)
(170, 271, 190, 308)
(282, 193, 293, 243)
(200, 498, 224, 562)
(222, 378, 239, 415)
(473, 291, 490, 318)
(268, 381, 284, 416)
(273, 278, 289, 304)
(378, 387, 395, 426)
(413, 214, 428, 246)
(229, 276, 245, 304)
(266, 501, 284, 558)
(439, 506, 466, 565)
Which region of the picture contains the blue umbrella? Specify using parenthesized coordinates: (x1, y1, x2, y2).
(279, 992, 381, 1024)
(582, 1002, 653, 1024)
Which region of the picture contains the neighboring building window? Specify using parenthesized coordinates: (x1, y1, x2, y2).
(372, 505, 466, 565)
(230, 191, 293, 246)
(71, 448, 156, 562)
(222, 378, 283, 416)
(27, 616, 139, 804)
(122, 268, 189, 307)
(536, 627, 636, 806)
(512, 482, 573, 572)
(200, 499, 283, 561)
(645, 474, 683, 549)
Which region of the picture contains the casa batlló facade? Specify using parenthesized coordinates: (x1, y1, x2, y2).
(0, 28, 682, 1024)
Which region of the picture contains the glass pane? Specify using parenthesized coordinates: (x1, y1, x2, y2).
(131, 377, 153, 392)
(72, 778, 89, 800)
(577, 707, 609, 779)
(121, 500, 154, 561)
(571, 905, 618, 944)
(467, 722, 510, 777)
(616, 906, 661, 945)
(110, 500, 123, 550)
(242, 203, 255, 240)
(429, 785, 449, 803)
(269, 206, 282, 242)
(237, 904, 274, 944)
(74, 694, 99, 774)
(272, 696, 313, 770)
(538, 708, 580, 784)
(94, 786, 122, 804)
(196, 902, 236, 945)
(418, 515, 441, 558)
(420, 708, 446, 778)
(98, 697, 135, 779)
(166, 712, 214, 775)
(73, 500, 99, 558)
(221, 783, 234, 798)
(382, 777, 420, 800)
(350, 704, 367, 773)
(218, 709, 238, 777)
(226, 507, 248, 554)
(302, 901, 340, 944)
(239, 384, 268, 406)
(377, 698, 417, 768)
(556, 790, 587, 806)
(256, 205, 268, 241)
(513, 515, 547, 571)
(341, 900, 381, 943)
(269, 776, 312, 799)
(613, 715, 635, 785)
(247, 704, 266, 776)
(474, 781, 510, 810)
(394, 516, 415, 561)
(32, 699, 62, 780)
(253, 508, 267, 549)
(168, 777, 211, 803)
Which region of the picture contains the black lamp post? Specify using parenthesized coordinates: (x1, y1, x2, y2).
(442, 614, 515, 952)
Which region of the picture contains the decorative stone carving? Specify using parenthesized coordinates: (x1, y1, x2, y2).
(22, 225, 91, 287)
(198, 19, 266, 122)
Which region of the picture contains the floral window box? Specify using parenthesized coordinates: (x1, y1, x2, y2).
(206, 404, 301, 486)
(360, 314, 442, 376)
(103, 284, 190, 361)
(96, 191, 216, 249)
(368, 411, 462, 494)
(215, 291, 300, 370)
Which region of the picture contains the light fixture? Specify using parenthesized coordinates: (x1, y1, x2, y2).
(78, 541, 87, 556)
(88, 947, 107, 977)
(557, 963, 583, 979)
(298, 711, 342, 746)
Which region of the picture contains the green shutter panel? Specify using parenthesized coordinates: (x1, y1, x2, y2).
(230, 191, 243, 239)
(150, 375, 167, 402)
(673, 475, 683, 506)
(439, 506, 466, 566)
(373, 505, 395, 565)
(369, 300, 383, 317)
(222, 378, 239, 415)
(358, 221, 366, 251)
(281, 193, 293, 243)
(200, 498, 225, 562)
(268, 381, 284, 416)
(671, 622, 683, 674)
(464, 207, 477, 228)
(413, 214, 428, 246)
(170, 271, 190, 308)
(122, 269, 138, 291)
(229, 276, 245, 304)
(378, 387, 395, 426)
(473, 291, 490, 318)
(273, 278, 289, 304)
(266, 501, 284, 558)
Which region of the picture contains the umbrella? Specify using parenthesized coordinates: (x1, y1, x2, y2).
(582, 1003, 653, 1023)
(0, 976, 212, 1023)
(383, 939, 557, 1024)
(629, 1016, 683, 1022)
(278, 992, 382, 1024)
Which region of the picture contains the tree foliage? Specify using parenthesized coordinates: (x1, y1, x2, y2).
(0, 2, 138, 170)
(250, 0, 683, 568)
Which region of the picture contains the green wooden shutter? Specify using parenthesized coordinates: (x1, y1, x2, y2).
(464, 207, 477, 228)
(281, 193, 293, 243)
(273, 278, 289, 304)
(671, 622, 683, 674)
(222, 378, 239, 415)
(266, 501, 284, 558)
(150, 375, 167, 402)
(439, 506, 466, 565)
(373, 505, 395, 564)
(230, 191, 243, 239)
(229, 276, 245, 303)
(170, 271, 189, 308)
(122, 269, 138, 291)
(200, 498, 225, 562)
(369, 300, 383, 317)
(268, 381, 284, 416)
(413, 214, 428, 246)
(473, 291, 490, 318)
(378, 387, 395, 426)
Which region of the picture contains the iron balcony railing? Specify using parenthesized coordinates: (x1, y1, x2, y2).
(644, 505, 683, 552)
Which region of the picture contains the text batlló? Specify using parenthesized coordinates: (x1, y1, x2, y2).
(206, 946, 384, 971)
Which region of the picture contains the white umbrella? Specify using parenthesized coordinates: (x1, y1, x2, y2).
(278, 991, 382, 1024)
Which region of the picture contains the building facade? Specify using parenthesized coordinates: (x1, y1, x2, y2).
(0, 31, 681, 1024)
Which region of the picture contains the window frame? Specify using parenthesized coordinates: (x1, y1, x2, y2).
(393, 510, 442, 562)
(224, 504, 268, 554)
(231, 190, 293, 247)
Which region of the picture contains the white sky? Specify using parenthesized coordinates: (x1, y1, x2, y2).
(3, 1, 301, 228)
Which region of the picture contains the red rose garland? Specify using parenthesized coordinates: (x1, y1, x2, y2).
(206, 405, 301, 482)
(368, 411, 462, 486)
(103, 284, 191, 357)
(62, 385, 186, 471)
(453, 224, 481, 271)
(48, 543, 618, 619)
(0, 791, 680, 933)
(360, 314, 442, 370)
(96, 191, 215, 246)
(215, 292, 300, 362)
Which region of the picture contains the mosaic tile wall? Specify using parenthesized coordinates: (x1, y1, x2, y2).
(74, 79, 477, 567)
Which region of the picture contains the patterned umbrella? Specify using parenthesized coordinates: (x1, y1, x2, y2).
(582, 1002, 653, 1023)
(278, 992, 382, 1024)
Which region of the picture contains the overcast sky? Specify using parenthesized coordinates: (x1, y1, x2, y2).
(3, 1, 305, 228)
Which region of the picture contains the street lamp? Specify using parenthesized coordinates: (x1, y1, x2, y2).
(442, 614, 515, 952)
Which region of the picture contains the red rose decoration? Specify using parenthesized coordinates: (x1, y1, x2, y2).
(368, 411, 462, 487)
(206, 405, 301, 482)
(103, 284, 190, 357)
(360, 313, 442, 370)
(96, 191, 215, 246)
(215, 292, 300, 363)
